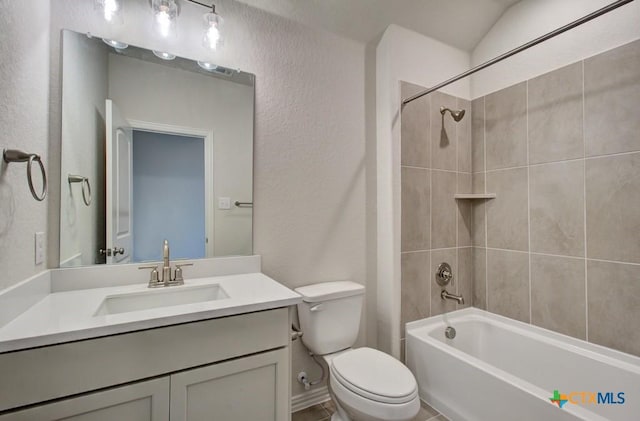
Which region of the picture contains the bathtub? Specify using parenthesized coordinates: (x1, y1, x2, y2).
(406, 308, 640, 421)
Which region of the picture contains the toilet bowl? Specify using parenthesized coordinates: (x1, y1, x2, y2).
(324, 347, 420, 421)
(295, 281, 420, 421)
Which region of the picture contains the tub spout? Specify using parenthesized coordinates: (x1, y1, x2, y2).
(441, 289, 464, 305)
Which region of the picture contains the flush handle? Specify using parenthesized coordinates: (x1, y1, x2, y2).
(309, 304, 324, 312)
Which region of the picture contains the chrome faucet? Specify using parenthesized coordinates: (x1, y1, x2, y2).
(162, 239, 172, 285)
(441, 289, 465, 305)
(139, 239, 192, 288)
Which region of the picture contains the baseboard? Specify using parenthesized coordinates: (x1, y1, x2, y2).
(291, 385, 330, 413)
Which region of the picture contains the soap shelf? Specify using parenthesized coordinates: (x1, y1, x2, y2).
(454, 193, 496, 200)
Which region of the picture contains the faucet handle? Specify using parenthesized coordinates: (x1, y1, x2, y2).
(139, 265, 161, 287)
(173, 263, 193, 284)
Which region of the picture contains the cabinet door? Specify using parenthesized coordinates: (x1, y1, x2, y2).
(0, 378, 169, 421)
(170, 348, 289, 421)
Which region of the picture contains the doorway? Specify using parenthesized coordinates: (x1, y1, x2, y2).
(131, 130, 206, 262)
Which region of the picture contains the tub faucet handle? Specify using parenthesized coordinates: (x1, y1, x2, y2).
(436, 262, 453, 286)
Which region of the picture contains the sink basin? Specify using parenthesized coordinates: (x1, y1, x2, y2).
(95, 284, 230, 316)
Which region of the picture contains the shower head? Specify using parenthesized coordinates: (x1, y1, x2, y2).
(440, 106, 466, 122)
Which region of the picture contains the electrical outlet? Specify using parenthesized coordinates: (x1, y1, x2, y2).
(35, 232, 45, 265)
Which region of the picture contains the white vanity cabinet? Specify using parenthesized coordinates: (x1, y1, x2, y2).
(170, 348, 289, 420)
(0, 308, 292, 421)
(0, 378, 170, 421)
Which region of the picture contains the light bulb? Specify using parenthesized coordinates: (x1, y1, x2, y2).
(202, 6, 223, 51)
(96, 0, 122, 23)
(156, 10, 172, 37)
(152, 0, 178, 38)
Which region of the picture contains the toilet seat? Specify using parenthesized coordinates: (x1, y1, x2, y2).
(329, 347, 418, 404)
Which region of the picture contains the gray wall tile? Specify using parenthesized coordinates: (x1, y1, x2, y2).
(585, 39, 640, 157)
(530, 161, 585, 257)
(457, 247, 473, 309)
(486, 168, 529, 251)
(588, 260, 640, 356)
(487, 249, 530, 323)
(528, 62, 584, 164)
(458, 98, 472, 173)
(485, 82, 527, 170)
(473, 247, 487, 310)
(472, 173, 486, 247)
(472, 98, 485, 173)
(531, 254, 586, 339)
(458, 173, 473, 247)
(401, 167, 430, 252)
(586, 153, 640, 263)
(432, 170, 457, 249)
(431, 92, 458, 171)
(431, 248, 457, 316)
(401, 82, 430, 167)
(401, 251, 430, 335)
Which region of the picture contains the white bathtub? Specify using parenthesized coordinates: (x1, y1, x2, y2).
(406, 308, 640, 421)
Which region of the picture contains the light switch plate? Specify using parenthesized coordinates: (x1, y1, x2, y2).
(218, 197, 231, 210)
(35, 232, 45, 265)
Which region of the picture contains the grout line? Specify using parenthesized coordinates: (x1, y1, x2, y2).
(526, 80, 532, 324)
(584, 149, 640, 161)
(485, 164, 529, 173)
(456, 97, 460, 306)
(587, 257, 640, 267)
(483, 96, 489, 311)
(401, 165, 430, 171)
(529, 156, 584, 167)
(400, 246, 470, 255)
(582, 59, 589, 342)
(428, 94, 433, 318)
(524, 149, 640, 168)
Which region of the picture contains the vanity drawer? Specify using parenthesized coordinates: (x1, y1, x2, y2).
(0, 308, 289, 412)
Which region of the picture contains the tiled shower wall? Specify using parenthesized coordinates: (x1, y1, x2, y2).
(471, 39, 640, 357)
(399, 83, 473, 357)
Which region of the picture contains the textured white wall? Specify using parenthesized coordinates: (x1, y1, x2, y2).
(376, 24, 470, 357)
(46, 0, 366, 397)
(0, 1, 51, 290)
(471, 0, 640, 98)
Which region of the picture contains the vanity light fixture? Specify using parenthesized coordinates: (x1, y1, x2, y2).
(96, 0, 122, 23)
(202, 4, 223, 51)
(197, 60, 218, 71)
(152, 0, 179, 38)
(102, 38, 129, 50)
(153, 50, 177, 60)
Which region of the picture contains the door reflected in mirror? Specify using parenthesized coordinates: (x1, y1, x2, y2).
(59, 30, 254, 267)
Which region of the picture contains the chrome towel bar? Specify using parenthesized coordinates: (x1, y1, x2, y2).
(2, 149, 47, 201)
(68, 174, 92, 206)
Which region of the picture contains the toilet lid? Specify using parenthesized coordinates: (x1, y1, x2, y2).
(330, 347, 418, 404)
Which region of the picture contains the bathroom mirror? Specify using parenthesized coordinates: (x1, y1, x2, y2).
(59, 30, 254, 267)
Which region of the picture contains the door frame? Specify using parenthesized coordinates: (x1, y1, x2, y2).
(128, 119, 215, 258)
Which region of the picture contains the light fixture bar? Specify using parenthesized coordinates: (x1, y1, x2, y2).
(185, 0, 213, 9)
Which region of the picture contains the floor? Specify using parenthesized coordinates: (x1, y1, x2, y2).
(292, 399, 449, 421)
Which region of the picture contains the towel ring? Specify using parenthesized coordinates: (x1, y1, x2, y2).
(68, 174, 92, 206)
(3, 149, 47, 202)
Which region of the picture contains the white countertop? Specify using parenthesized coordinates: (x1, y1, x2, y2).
(0, 273, 301, 353)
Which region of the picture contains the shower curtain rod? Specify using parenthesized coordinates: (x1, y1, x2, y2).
(402, 0, 635, 106)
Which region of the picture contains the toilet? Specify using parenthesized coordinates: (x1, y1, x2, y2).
(295, 281, 420, 421)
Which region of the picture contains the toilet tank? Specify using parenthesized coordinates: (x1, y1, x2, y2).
(295, 281, 365, 355)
